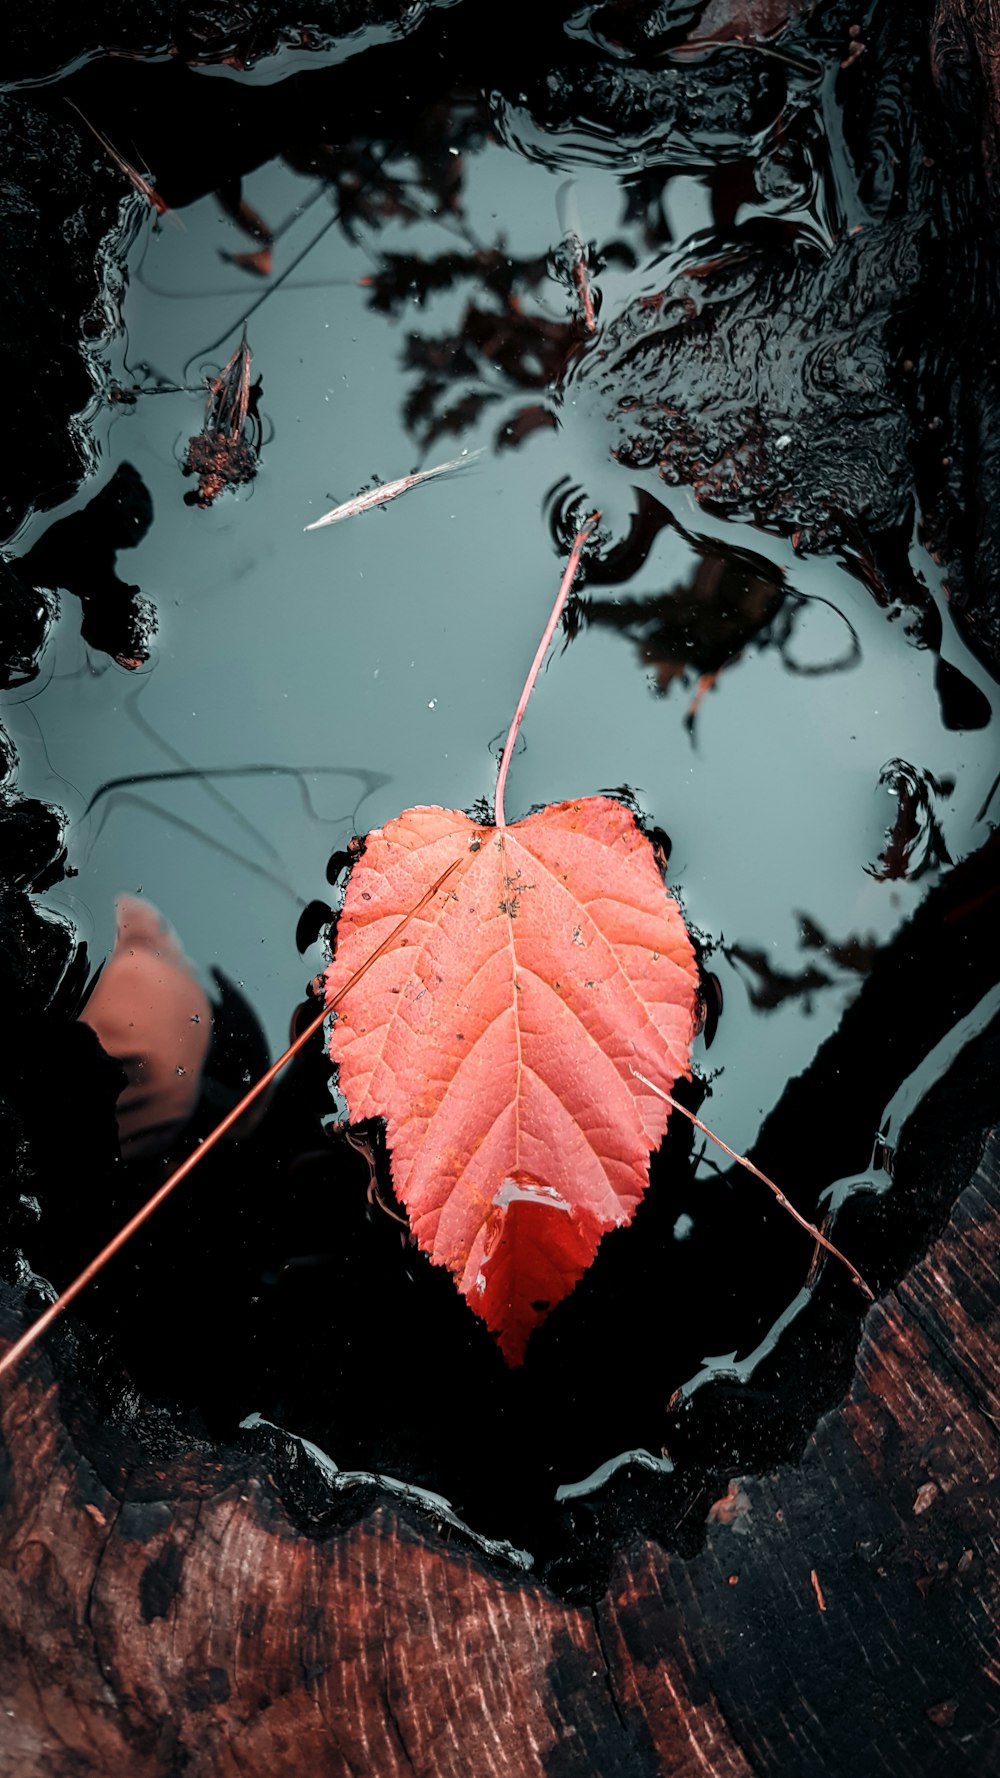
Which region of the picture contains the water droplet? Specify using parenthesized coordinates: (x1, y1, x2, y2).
(175, 1066, 186, 1077)
(428, 698, 437, 709)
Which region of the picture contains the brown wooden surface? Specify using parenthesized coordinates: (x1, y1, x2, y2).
(1, 1131, 996, 1776)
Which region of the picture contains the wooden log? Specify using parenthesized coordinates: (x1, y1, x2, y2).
(1, 1132, 996, 1775)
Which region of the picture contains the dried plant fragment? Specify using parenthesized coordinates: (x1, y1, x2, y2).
(183, 333, 260, 509)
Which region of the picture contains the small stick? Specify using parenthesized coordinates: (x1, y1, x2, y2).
(631, 1069, 874, 1301)
(494, 517, 599, 830)
(0, 859, 460, 1385)
(65, 99, 172, 220)
(555, 185, 597, 333)
(569, 248, 597, 334)
(304, 451, 483, 530)
(572, 258, 597, 333)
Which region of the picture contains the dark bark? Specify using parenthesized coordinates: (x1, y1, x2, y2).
(1, 1132, 996, 1775)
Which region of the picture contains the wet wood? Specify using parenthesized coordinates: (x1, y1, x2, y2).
(930, 0, 1000, 214)
(599, 1134, 1000, 1774)
(2, 1133, 996, 1775)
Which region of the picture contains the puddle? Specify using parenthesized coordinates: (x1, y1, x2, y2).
(2, 43, 997, 1570)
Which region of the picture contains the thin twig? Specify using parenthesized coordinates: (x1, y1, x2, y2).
(0, 858, 460, 1384)
(66, 99, 173, 221)
(570, 250, 597, 334)
(493, 516, 599, 830)
(632, 1069, 874, 1301)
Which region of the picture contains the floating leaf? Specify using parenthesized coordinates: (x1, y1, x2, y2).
(325, 797, 698, 1362)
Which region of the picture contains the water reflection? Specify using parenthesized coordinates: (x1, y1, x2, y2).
(17, 462, 156, 668)
(724, 913, 878, 1015)
(563, 488, 860, 726)
(866, 758, 954, 883)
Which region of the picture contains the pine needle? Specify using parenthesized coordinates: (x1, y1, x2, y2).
(304, 450, 483, 531)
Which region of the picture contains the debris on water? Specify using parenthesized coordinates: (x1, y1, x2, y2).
(866, 759, 954, 882)
(304, 450, 483, 530)
(65, 99, 173, 224)
(182, 332, 261, 508)
(554, 180, 598, 333)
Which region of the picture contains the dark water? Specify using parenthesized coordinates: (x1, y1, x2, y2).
(3, 38, 998, 1573)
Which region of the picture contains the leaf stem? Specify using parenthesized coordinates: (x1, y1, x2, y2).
(493, 517, 599, 830)
(631, 1070, 875, 1302)
(0, 858, 460, 1386)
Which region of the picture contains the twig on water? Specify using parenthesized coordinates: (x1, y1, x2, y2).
(65, 99, 176, 224)
(631, 1069, 875, 1302)
(571, 252, 597, 333)
(0, 859, 461, 1385)
(494, 516, 599, 830)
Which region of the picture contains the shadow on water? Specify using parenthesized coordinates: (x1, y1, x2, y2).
(1, 8, 999, 1583)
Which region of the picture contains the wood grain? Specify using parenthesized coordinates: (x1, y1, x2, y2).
(2, 1135, 996, 1776)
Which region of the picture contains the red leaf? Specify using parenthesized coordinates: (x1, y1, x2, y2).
(324, 796, 698, 1363)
